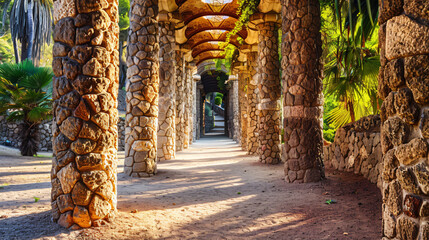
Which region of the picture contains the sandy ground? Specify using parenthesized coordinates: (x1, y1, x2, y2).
(0, 135, 382, 240)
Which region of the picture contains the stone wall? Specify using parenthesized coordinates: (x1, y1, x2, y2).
(0, 116, 127, 152)
(324, 115, 383, 188)
(0, 117, 53, 151)
(378, 2, 429, 238)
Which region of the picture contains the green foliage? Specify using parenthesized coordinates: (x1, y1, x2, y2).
(215, 96, 222, 106)
(205, 103, 213, 117)
(214, 0, 259, 72)
(0, 33, 13, 63)
(322, 1, 380, 131)
(119, 0, 130, 31)
(224, 0, 259, 45)
(0, 60, 53, 156)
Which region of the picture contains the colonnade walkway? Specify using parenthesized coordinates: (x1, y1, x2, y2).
(0, 136, 381, 239)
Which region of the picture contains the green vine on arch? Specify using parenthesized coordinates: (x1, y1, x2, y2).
(215, 0, 259, 72)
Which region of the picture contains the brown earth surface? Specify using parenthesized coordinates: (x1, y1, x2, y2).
(0, 136, 381, 240)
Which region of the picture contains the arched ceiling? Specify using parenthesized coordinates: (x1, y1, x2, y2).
(174, 0, 244, 66)
(159, 0, 281, 66)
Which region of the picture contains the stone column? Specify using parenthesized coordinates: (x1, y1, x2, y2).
(175, 50, 185, 151)
(183, 64, 192, 148)
(238, 71, 248, 151)
(281, 0, 324, 183)
(124, 0, 159, 177)
(256, 21, 281, 164)
(195, 83, 202, 140)
(51, 0, 119, 228)
(192, 75, 200, 142)
(157, 21, 176, 161)
(228, 75, 240, 141)
(246, 51, 259, 155)
(379, 1, 429, 239)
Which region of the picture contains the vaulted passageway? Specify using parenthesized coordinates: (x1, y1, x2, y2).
(47, 0, 429, 236)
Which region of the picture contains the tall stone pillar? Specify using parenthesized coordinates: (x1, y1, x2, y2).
(183, 64, 192, 148)
(51, 0, 119, 228)
(175, 50, 185, 151)
(157, 21, 176, 161)
(256, 20, 281, 164)
(281, 0, 324, 183)
(238, 70, 248, 151)
(124, 0, 159, 177)
(246, 51, 259, 155)
(192, 75, 200, 142)
(379, 1, 429, 239)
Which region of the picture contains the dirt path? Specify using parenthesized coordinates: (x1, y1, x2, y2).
(0, 136, 381, 240)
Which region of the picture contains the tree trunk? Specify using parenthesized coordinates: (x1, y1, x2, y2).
(282, 0, 324, 183)
(379, 2, 429, 238)
(25, 1, 34, 61)
(12, 36, 19, 63)
(51, 0, 119, 228)
(19, 121, 38, 156)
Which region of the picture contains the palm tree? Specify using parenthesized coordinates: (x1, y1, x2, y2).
(2, 0, 52, 64)
(323, 0, 380, 128)
(0, 60, 52, 156)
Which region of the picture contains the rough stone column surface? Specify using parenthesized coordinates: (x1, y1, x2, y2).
(379, 1, 429, 239)
(246, 52, 259, 155)
(183, 65, 191, 149)
(238, 72, 248, 151)
(192, 79, 198, 141)
(256, 22, 281, 164)
(234, 79, 240, 141)
(282, 0, 324, 183)
(175, 51, 185, 151)
(157, 22, 176, 161)
(51, 0, 119, 228)
(124, 0, 159, 177)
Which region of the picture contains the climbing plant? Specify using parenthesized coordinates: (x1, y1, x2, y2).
(214, 0, 259, 72)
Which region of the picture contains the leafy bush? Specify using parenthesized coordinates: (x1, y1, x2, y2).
(0, 60, 52, 156)
(205, 104, 213, 117)
(323, 128, 336, 143)
(215, 96, 222, 106)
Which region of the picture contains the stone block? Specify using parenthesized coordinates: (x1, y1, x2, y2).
(378, 0, 404, 24)
(404, 195, 422, 218)
(88, 195, 111, 221)
(396, 216, 419, 240)
(82, 170, 108, 191)
(73, 206, 92, 228)
(57, 163, 80, 194)
(71, 181, 92, 206)
(397, 166, 421, 195)
(58, 211, 74, 228)
(395, 138, 427, 165)
(386, 15, 429, 60)
(405, 55, 429, 104)
(412, 163, 429, 194)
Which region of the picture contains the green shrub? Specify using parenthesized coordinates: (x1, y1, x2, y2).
(215, 96, 222, 106)
(205, 104, 213, 117)
(323, 128, 336, 143)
